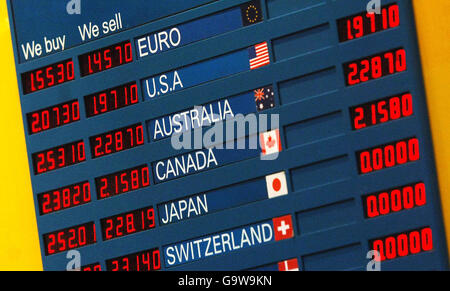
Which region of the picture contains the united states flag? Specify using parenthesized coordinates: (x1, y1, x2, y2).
(248, 42, 270, 70)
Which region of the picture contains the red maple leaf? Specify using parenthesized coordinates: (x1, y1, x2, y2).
(266, 135, 276, 148)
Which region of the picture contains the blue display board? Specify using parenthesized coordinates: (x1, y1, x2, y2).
(7, 0, 449, 271)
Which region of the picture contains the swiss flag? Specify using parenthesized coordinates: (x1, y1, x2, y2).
(278, 258, 299, 271)
(265, 171, 288, 199)
(260, 129, 282, 156)
(273, 215, 294, 241)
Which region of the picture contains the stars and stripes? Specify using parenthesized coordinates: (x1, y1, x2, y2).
(249, 42, 270, 70)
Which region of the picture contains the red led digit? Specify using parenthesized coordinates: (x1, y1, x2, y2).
(67, 60, 75, 80)
(67, 229, 76, 249)
(32, 140, 86, 175)
(378, 101, 388, 122)
(391, 190, 402, 212)
(79, 41, 133, 76)
(415, 183, 427, 206)
(384, 145, 395, 167)
(104, 49, 112, 69)
(115, 131, 123, 151)
(43, 222, 96, 256)
(81, 263, 102, 271)
(47, 234, 56, 255)
(396, 48, 407, 71)
(53, 191, 61, 211)
(36, 70, 44, 89)
(46, 67, 54, 86)
(344, 48, 407, 86)
(403, 186, 414, 209)
(371, 56, 382, 78)
(152, 250, 161, 270)
(357, 137, 420, 174)
(347, 63, 359, 85)
(350, 93, 414, 131)
(422, 228, 433, 251)
(122, 258, 130, 272)
(385, 237, 396, 260)
(359, 59, 370, 82)
(338, 3, 400, 42)
(41, 111, 50, 130)
(46, 150, 55, 170)
(130, 84, 138, 103)
(90, 124, 144, 159)
(100, 206, 155, 241)
(38, 181, 91, 215)
(85, 82, 139, 117)
(27, 100, 80, 135)
(41, 194, 51, 214)
(115, 45, 123, 64)
(95, 165, 150, 200)
(353, 16, 364, 38)
(22, 59, 75, 94)
(409, 231, 421, 254)
(126, 214, 136, 233)
(371, 227, 433, 262)
(120, 173, 129, 192)
(384, 52, 395, 73)
(73, 185, 80, 205)
(100, 94, 106, 113)
(106, 248, 161, 271)
(93, 52, 102, 71)
(57, 63, 65, 83)
(125, 42, 133, 62)
(62, 188, 70, 208)
(353, 107, 366, 130)
(366, 12, 376, 33)
(363, 182, 427, 218)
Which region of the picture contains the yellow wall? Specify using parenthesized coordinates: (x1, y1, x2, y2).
(414, 0, 450, 256)
(0, 0, 448, 270)
(0, 1, 42, 270)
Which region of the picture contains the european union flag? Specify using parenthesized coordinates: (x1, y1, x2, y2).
(241, 0, 263, 27)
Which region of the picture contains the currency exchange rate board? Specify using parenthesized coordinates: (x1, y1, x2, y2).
(7, 0, 449, 270)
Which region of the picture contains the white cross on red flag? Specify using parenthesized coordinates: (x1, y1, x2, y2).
(278, 258, 299, 271)
(272, 215, 294, 241)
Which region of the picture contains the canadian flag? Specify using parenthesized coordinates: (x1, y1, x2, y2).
(273, 215, 294, 241)
(260, 129, 282, 155)
(265, 171, 288, 199)
(278, 258, 299, 271)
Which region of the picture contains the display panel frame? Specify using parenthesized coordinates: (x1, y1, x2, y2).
(7, 0, 448, 271)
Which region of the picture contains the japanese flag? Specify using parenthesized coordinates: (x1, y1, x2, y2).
(278, 258, 299, 271)
(265, 171, 288, 199)
(260, 129, 282, 156)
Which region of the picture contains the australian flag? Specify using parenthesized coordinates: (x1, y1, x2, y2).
(254, 85, 275, 111)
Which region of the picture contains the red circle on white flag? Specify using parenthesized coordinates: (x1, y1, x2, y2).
(272, 178, 281, 192)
